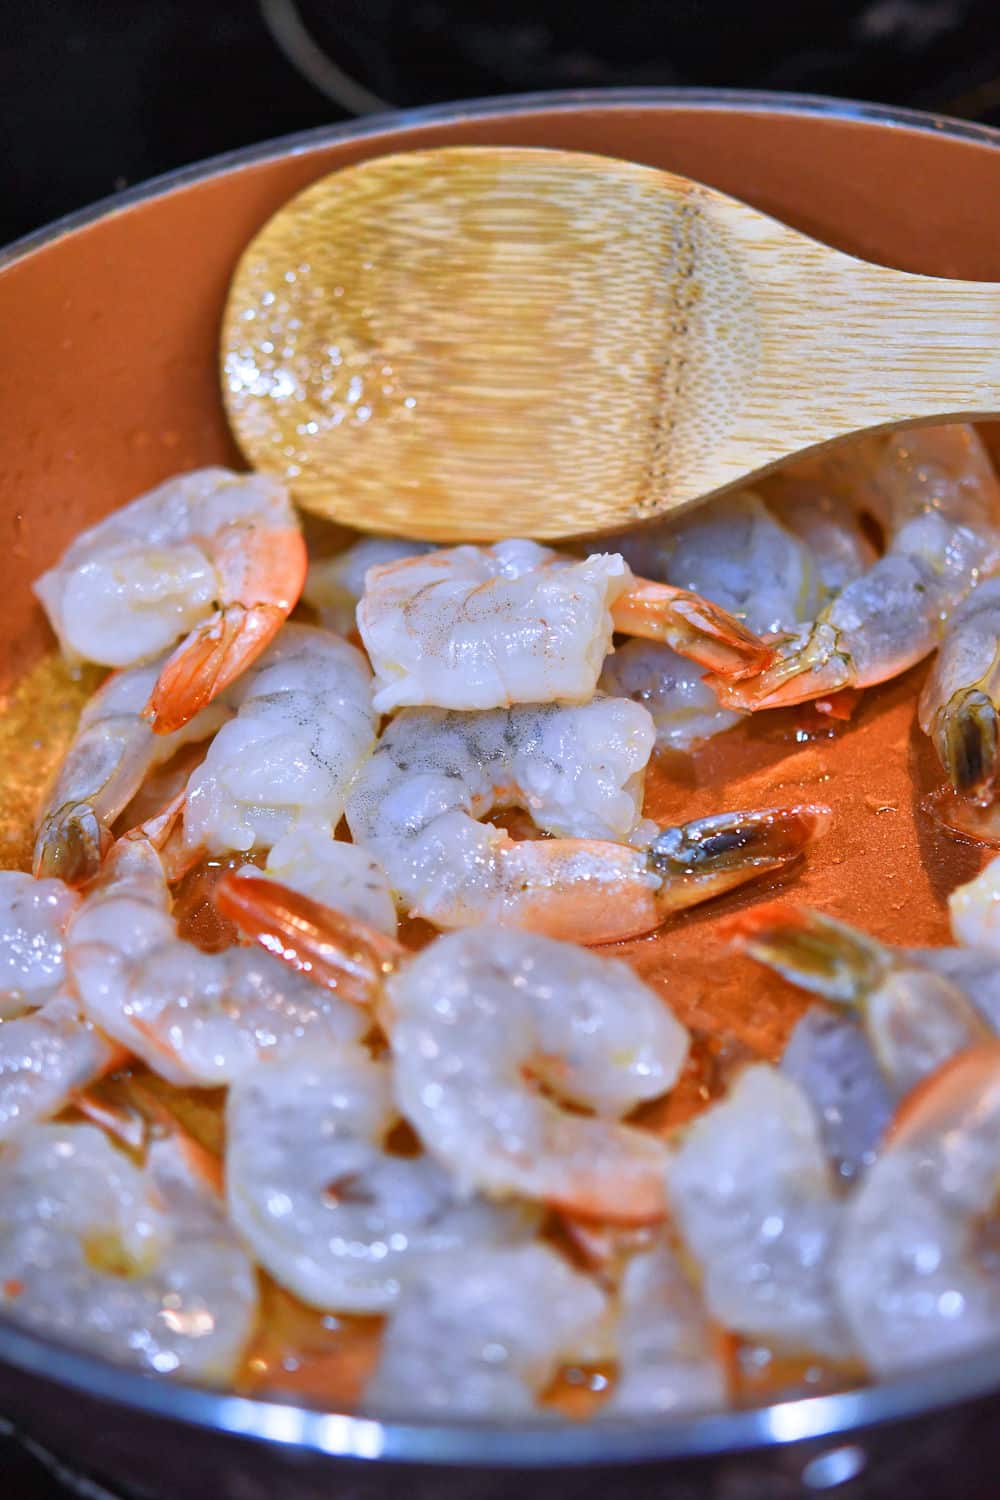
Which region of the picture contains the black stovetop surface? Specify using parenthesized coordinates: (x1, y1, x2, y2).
(3, 0, 1000, 1493)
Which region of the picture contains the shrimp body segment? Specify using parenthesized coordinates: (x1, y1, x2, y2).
(0, 995, 125, 1145)
(34, 468, 306, 733)
(920, 576, 1000, 801)
(365, 1245, 608, 1416)
(182, 625, 377, 858)
(305, 536, 434, 636)
(387, 927, 686, 1222)
(605, 1243, 726, 1416)
(0, 1124, 257, 1381)
(667, 1066, 856, 1360)
(712, 425, 1000, 710)
(226, 1049, 538, 1312)
(0, 871, 81, 1017)
(68, 836, 366, 1086)
(357, 540, 769, 714)
(240, 825, 398, 937)
(33, 655, 231, 884)
(834, 1045, 1000, 1375)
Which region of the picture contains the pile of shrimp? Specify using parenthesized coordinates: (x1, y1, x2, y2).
(3, 423, 1000, 1417)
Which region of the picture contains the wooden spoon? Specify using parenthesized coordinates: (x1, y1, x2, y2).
(222, 145, 1000, 542)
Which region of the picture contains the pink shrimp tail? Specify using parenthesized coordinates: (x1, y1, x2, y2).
(144, 528, 307, 734)
(214, 873, 405, 1005)
(612, 580, 775, 681)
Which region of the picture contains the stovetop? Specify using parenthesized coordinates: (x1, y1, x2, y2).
(3, 0, 1000, 1493)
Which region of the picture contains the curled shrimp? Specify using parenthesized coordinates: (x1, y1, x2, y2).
(667, 1065, 856, 1360)
(238, 825, 397, 937)
(33, 654, 231, 883)
(357, 539, 771, 714)
(711, 424, 1000, 711)
(67, 834, 367, 1086)
(604, 1242, 726, 1416)
(226, 1047, 538, 1312)
(304, 536, 433, 636)
(736, 904, 993, 1098)
(344, 701, 828, 942)
(214, 900, 685, 1224)
(365, 1244, 608, 1416)
(833, 1044, 1000, 1376)
(0, 1121, 257, 1381)
(34, 468, 307, 734)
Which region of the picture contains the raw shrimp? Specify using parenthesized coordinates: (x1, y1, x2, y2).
(599, 642, 742, 753)
(834, 1044, 1000, 1376)
(0, 1122, 257, 1381)
(919, 577, 1000, 802)
(182, 624, 377, 858)
(344, 701, 829, 942)
(0, 994, 125, 1143)
(950, 853, 1000, 956)
(760, 471, 878, 599)
(357, 539, 771, 714)
(33, 654, 230, 884)
(238, 825, 397, 936)
(0, 871, 80, 1017)
(736, 905, 993, 1096)
(666, 1065, 855, 1361)
(780, 1005, 893, 1183)
(304, 536, 433, 636)
(226, 1047, 537, 1312)
(67, 834, 367, 1086)
(34, 468, 307, 734)
(364, 1244, 608, 1416)
(711, 425, 1000, 710)
(606, 489, 821, 638)
(604, 1243, 727, 1416)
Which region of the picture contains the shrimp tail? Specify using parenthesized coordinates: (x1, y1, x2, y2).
(214, 873, 404, 1005)
(730, 902, 887, 1003)
(612, 581, 774, 680)
(932, 689, 999, 801)
(706, 624, 853, 711)
(649, 804, 831, 915)
(33, 802, 112, 884)
(144, 527, 307, 734)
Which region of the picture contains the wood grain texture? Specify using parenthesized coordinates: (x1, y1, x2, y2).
(222, 146, 1000, 540)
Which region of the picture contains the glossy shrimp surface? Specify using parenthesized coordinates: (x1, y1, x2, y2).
(33, 655, 230, 884)
(387, 927, 685, 1222)
(667, 1066, 855, 1360)
(182, 624, 377, 858)
(0, 1123, 257, 1381)
(34, 468, 307, 733)
(357, 539, 769, 714)
(67, 836, 366, 1086)
(713, 425, 1000, 710)
(365, 1244, 608, 1416)
(919, 577, 1000, 802)
(304, 536, 434, 636)
(834, 1046, 1000, 1376)
(345, 701, 828, 942)
(226, 1048, 537, 1312)
(0, 870, 80, 1017)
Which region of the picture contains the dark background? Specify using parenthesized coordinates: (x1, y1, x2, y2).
(3, 0, 1000, 1493)
(4, 0, 1000, 247)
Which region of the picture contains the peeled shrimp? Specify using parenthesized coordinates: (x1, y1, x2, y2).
(599, 642, 743, 753)
(780, 1005, 892, 1183)
(737, 905, 993, 1097)
(304, 536, 433, 636)
(0, 871, 80, 1017)
(67, 834, 366, 1086)
(834, 1044, 1000, 1376)
(0, 1122, 257, 1381)
(226, 1047, 537, 1312)
(950, 853, 1000, 955)
(33, 655, 230, 884)
(365, 1244, 608, 1416)
(345, 701, 828, 942)
(604, 1243, 726, 1416)
(0, 995, 124, 1144)
(34, 468, 306, 733)
(712, 425, 1000, 710)
(182, 624, 376, 858)
(666, 1065, 855, 1360)
(357, 539, 770, 714)
(919, 576, 1000, 812)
